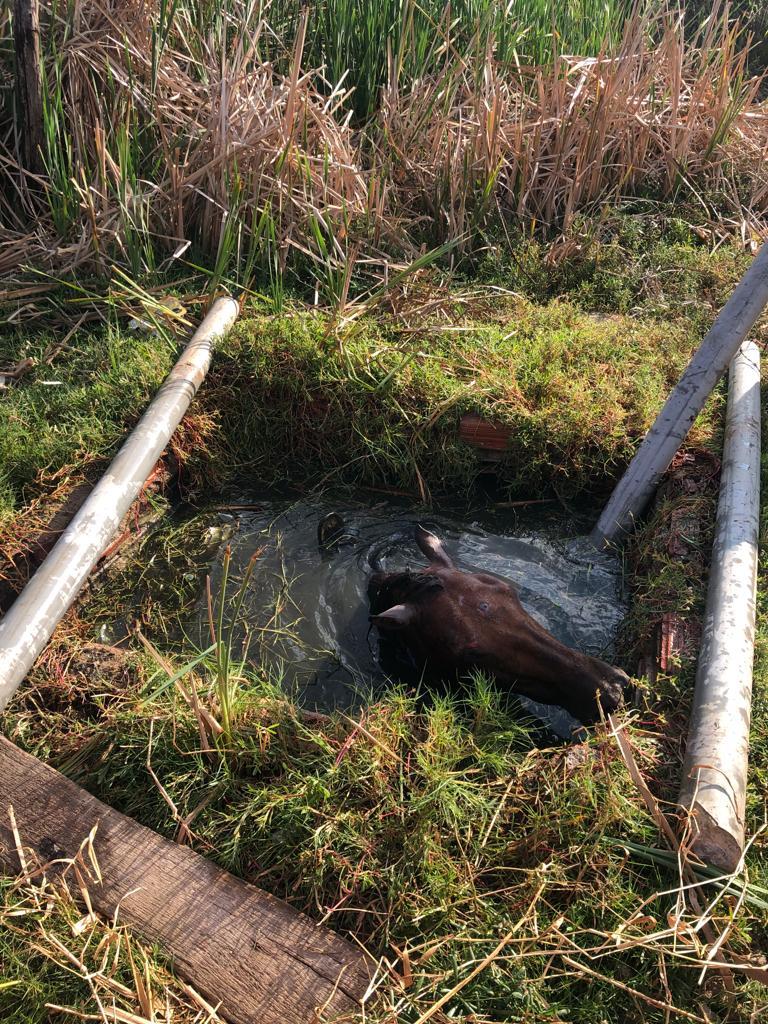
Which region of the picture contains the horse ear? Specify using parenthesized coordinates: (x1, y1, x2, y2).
(370, 604, 415, 630)
(415, 525, 454, 568)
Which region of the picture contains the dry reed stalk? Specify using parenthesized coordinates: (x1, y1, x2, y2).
(2, 3, 766, 281)
(18, 0, 369, 275)
(379, 7, 768, 242)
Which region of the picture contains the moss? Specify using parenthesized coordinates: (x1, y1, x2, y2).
(200, 294, 714, 501)
(472, 214, 752, 328)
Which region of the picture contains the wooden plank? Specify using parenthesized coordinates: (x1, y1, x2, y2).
(0, 737, 372, 1024)
(13, 0, 45, 174)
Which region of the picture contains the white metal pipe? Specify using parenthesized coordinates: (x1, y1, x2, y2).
(678, 340, 761, 872)
(592, 244, 768, 548)
(0, 296, 240, 712)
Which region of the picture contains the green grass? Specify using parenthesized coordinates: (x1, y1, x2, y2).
(0, 324, 174, 528)
(207, 296, 711, 500)
(2, 226, 768, 1021)
(0, 292, 712, 525)
(0, 225, 746, 529)
(472, 214, 753, 328)
(5, 663, 768, 1021)
(1, 3, 767, 1019)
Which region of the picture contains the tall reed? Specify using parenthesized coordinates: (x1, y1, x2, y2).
(1, 2, 766, 287)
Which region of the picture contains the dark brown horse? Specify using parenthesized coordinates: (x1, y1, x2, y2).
(368, 526, 630, 723)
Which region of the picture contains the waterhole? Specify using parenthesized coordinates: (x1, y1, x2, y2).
(111, 492, 627, 738)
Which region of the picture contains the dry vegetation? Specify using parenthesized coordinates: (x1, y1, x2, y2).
(379, 10, 768, 242)
(1, 818, 225, 1023)
(1, 2, 767, 291)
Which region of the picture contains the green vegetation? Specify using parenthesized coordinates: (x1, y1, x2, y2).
(0, 674, 708, 1023)
(0, 223, 748, 529)
(4, 575, 768, 1023)
(212, 298, 699, 497)
(272, 0, 635, 119)
(0, 325, 174, 527)
(3, 223, 768, 1021)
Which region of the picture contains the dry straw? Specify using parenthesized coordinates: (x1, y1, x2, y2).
(1, 808, 225, 1023)
(1, 2, 767, 281)
(379, 6, 768, 241)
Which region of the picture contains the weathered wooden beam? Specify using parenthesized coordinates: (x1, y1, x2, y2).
(13, 0, 45, 175)
(0, 737, 373, 1024)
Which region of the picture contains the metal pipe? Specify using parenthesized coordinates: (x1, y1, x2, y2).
(678, 340, 760, 872)
(592, 244, 768, 548)
(0, 296, 240, 712)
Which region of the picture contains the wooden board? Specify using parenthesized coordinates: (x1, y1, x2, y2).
(0, 737, 372, 1024)
(13, 0, 45, 174)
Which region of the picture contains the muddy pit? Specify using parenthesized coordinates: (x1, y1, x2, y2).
(102, 492, 627, 738)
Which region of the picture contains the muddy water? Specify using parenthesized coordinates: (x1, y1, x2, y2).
(134, 493, 627, 738)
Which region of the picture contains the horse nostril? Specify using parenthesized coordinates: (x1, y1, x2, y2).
(595, 671, 628, 713)
(602, 670, 638, 715)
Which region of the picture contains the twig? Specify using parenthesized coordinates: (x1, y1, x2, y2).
(412, 928, 517, 1024)
(146, 719, 196, 845)
(560, 955, 709, 1023)
(339, 712, 404, 765)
